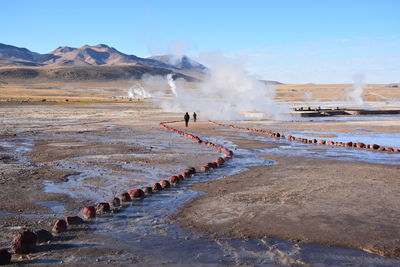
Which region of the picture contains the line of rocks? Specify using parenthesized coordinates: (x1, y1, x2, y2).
(0, 122, 234, 265)
(209, 121, 400, 153)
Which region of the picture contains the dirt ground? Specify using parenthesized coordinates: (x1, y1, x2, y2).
(1, 83, 400, 264)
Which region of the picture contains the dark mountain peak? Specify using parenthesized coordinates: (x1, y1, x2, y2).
(93, 44, 110, 49)
(51, 46, 76, 54)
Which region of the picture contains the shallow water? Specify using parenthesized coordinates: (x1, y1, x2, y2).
(3, 119, 400, 265)
(219, 120, 400, 165)
(65, 139, 400, 266)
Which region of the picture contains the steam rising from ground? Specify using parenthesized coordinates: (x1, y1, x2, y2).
(149, 53, 290, 120)
(347, 73, 365, 106)
(128, 85, 152, 99)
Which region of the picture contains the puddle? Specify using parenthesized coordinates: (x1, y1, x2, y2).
(41, 131, 399, 265)
(35, 201, 66, 214)
(288, 130, 400, 148)
(219, 125, 400, 165)
(0, 137, 34, 164)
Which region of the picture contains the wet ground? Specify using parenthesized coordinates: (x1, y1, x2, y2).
(1, 102, 400, 265)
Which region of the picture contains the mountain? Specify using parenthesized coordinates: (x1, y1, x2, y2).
(0, 65, 198, 82)
(147, 55, 206, 72)
(0, 43, 53, 66)
(0, 43, 205, 72)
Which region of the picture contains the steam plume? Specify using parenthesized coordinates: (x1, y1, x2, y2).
(347, 73, 365, 105)
(162, 52, 290, 120)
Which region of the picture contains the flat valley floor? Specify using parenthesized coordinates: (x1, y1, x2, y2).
(1, 98, 400, 265)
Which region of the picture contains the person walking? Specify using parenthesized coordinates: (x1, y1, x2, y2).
(193, 112, 197, 122)
(184, 112, 190, 127)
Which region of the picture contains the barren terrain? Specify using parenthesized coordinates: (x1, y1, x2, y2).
(1, 77, 400, 265)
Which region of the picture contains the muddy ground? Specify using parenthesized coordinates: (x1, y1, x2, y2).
(1, 101, 400, 265)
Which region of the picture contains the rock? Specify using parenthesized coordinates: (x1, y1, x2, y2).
(199, 166, 210, 172)
(183, 171, 191, 178)
(187, 167, 196, 174)
(120, 192, 131, 202)
(319, 140, 326, 145)
(356, 142, 365, 148)
(346, 142, 353, 147)
(160, 180, 170, 188)
(12, 230, 37, 254)
(169, 176, 179, 184)
(151, 182, 162, 191)
(128, 189, 145, 199)
(35, 229, 53, 243)
(109, 197, 121, 207)
(371, 144, 380, 150)
(0, 249, 11, 265)
(96, 202, 111, 214)
(142, 187, 153, 194)
(206, 162, 217, 168)
(52, 219, 67, 233)
(82, 206, 96, 219)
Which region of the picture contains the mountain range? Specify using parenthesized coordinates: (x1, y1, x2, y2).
(0, 43, 206, 72)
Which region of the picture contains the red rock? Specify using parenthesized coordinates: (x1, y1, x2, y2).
(178, 174, 184, 181)
(82, 205, 96, 219)
(120, 192, 131, 202)
(109, 197, 121, 207)
(128, 189, 145, 199)
(96, 202, 111, 214)
(385, 147, 394, 152)
(378, 146, 386, 151)
(65, 216, 84, 225)
(187, 167, 196, 174)
(327, 141, 335, 146)
(160, 180, 170, 188)
(393, 149, 399, 153)
(0, 249, 11, 265)
(152, 182, 162, 191)
(319, 140, 326, 144)
(12, 230, 37, 254)
(346, 142, 353, 147)
(200, 166, 210, 172)
(52, 219, 67, 233)
(371, 144, 380, 150)
(206, 162, 217, 168)
(142, 187, 153, 194)
(216, 157, 225, 165)
(169, 176, 180, 184)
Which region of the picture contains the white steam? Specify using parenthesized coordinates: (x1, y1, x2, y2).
(347, 73, 365, 105)
(161, 53, 290, 120)
(167, 74, 178, 97)
(127, 85, 152, 99)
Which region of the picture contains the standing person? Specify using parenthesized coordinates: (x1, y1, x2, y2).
(193, 112, 197, 122)
(184, 112, 190, 127)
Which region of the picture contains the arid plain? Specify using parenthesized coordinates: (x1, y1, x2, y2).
(1, 75, 400, 266)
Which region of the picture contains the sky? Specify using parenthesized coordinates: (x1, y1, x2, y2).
(1, 0, 399, 83)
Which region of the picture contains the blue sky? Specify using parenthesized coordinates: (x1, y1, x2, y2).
(1, 0, 399, 83)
